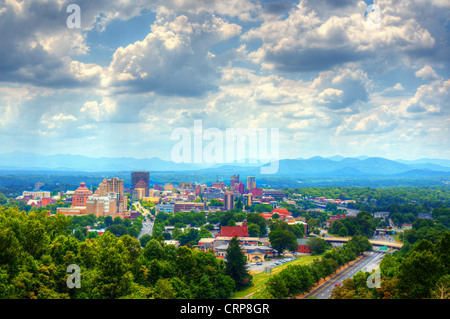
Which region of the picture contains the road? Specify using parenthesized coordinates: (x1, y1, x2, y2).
(303, 251, 387, 299)
(138, 218, 153, 239)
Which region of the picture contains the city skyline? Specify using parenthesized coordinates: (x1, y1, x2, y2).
(0, 0, 449, 163)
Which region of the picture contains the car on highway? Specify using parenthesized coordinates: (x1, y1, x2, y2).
(334, 282, 341, 287)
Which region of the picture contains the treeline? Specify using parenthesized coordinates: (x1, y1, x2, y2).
(328, 211, 377, 238)
(286, 186, 450, 207)
(251, 235, 372, 299)
(330, 232, 450, 299)
(0, 206, 243, 299)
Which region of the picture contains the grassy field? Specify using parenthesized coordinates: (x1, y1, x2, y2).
(230, 254, 322, 299)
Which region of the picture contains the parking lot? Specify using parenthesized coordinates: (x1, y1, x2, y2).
(247, 256, 297, 272)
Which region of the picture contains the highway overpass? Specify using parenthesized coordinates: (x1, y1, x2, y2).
(322, 236, 403, 249)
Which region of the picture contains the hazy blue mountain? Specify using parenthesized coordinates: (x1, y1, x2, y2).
(1, 152, 449, 178)
(0, 151, 206, 172)
(326, 155, 345, 161)
(395, 158, 450, 168)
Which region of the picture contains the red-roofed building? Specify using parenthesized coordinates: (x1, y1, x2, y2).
(271, 208, 293, 220)
(41, 197, 54, 206)
(260, 213, 273, 220)
(272, 208, 291, 217)
(259, 208, 293, 221)
(217, 221, 250, 237)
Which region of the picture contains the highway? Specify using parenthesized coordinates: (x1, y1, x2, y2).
(303, 251, 387, 299)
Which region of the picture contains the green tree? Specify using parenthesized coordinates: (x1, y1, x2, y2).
(143, 239, 164, 261)
(247, 212, 267, 236)
(225, 236, 250, 290)
(104, 215, 113, 227)
(227, 219, 236, 226)
(105, 224, 127, 238)
(397, 247, 446, 298)
(248, 223, 260, 237)
(139, 234, 152, 248)
(339, 226, 349, 237)
(0, 193, 7, 205)
(268, 227, 297, 255)
(308, 237, 328, 255)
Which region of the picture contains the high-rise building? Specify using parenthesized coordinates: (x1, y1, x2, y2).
(234, 181, 245, 195)
(230, 174, 239, 188)
(97, 177, 124, 196)
(247, 176, 256, 190)
(243, 193, 252, 207)
(72, 182, 92, 207)
(132, 179, 147, 200)
(132, 171, 149, 196)
(224, 191, 234, 211)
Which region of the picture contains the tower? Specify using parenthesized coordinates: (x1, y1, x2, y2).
(131, 171, 149, 197)
(247, 176, 256, 190)
(224, 191, 234, 211)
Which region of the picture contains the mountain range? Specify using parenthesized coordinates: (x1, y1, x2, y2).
(1, 151, 450, 178)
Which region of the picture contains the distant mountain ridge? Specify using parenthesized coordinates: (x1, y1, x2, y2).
(0, 152, 450, 178)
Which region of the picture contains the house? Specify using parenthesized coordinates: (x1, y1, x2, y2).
(198, 238, 215, 251)
(164, 240, 180, 247)
(296, 238, 311, 253)
(373, 211, 390, 219)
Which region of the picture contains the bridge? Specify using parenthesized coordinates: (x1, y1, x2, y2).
(375, 228, 401, 235)
(322, 236, 403, 249)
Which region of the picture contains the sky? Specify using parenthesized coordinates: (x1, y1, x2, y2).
(0, 0, 449, 164)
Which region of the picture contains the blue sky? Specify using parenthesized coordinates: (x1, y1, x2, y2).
(0, 0, 449, 163)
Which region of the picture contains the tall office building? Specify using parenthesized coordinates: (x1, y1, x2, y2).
(247, 176, 256, 190)
(224, 191, 234, 211)
(243, 193, 252, 207)
(234, 181, 244, 195)
(132, 171, 149, 197)
(230, 174, 240, 188)
(97, 177, 124, 196)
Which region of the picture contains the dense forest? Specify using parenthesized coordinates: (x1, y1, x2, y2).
(0, 206, 250, 299)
